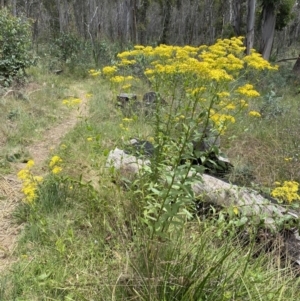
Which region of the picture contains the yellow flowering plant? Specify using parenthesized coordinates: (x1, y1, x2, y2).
(104, 37, 278, 237)
(49, 155, 63, 174)
(17, 155, 64, 204)
(17, 160, 43, 204)
(271, 181, 300, 203)
(62, 96, 81, 107)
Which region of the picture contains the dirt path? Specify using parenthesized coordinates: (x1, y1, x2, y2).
(0, 86, 89, 272)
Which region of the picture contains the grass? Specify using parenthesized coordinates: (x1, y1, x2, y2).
(0, 66, 77, 174)
(1, 61, 300, 300)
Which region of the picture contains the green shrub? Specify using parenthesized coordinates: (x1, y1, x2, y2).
(0, 8, 34, 86)
(48, 33, 94, 76)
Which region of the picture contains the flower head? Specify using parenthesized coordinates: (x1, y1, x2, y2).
(49, 155, 62, 168)
(248, 111, 261, 118)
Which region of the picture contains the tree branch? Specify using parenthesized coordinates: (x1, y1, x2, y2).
(276, 57, 299, 63)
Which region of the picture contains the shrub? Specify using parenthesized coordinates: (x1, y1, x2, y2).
(103, 38, 278, 238)
(0, 8, 34, 86)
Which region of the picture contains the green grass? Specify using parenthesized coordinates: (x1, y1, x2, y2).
(2, 62, 300, 300)
(0, 66, 77, 174)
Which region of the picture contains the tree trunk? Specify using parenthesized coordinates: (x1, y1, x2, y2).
(260, 2, 277, 61)
(137, 0, 150, 44)
(12, 0, 16, 16)
(232, 0, 244, 36)
(159, 0, 172, 44)
(292, 55, 300, 77)
(56, 0, 64, 33)
(246, 0, 256, 55)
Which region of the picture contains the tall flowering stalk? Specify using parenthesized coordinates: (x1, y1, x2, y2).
(17, 155, 63, 204)
(103, 37, 278, 236)
(17, 160, 43, 204)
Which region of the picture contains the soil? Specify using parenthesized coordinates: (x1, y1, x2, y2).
(0, 87, 89, 272)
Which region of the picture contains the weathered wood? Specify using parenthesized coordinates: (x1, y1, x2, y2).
(106, 148, 300, 265)
(276, 57, 299, 63)
(106, 148, 297, 225)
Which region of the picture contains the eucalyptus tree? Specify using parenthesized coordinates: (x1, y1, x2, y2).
(246, 0, 256, 55)
(260, 0, 295, 60)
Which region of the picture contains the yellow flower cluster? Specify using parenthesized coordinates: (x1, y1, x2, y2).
(110, 75, 134, 84)
(236, 84, 260, 97)
(210, 112, 236, 134)
(248, 110, 261, 117)
(49, 155, 63, 174)
(103, 36, 277, 134)
(112, 37, 275, 83)
(122, 118, 134, 122)
(62, 97, 81, 107)
(271, 181, 300, 203)
(118, 59, 136, 66)
(17, 160, 43, 204)
(102, 66, 117, 76)
(88, 69, 101, 76)
(244, 50, 278, 70)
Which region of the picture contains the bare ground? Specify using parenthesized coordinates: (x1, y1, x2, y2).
(0, 87, 89, 272)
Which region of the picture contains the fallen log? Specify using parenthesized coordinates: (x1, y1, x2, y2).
(106, 148, 300, 264)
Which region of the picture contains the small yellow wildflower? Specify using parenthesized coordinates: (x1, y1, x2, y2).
(190, 87, 206, 96)
(26, 160, 34, 168)
(271, 181, 300, 203)
(17, 163, 43, 204)
(240, 99, 249, 108)
(122, 84, 132, 90)
(52, 166, 62, 174)
(33, 176, 43, 183)
(88, 69, 101, 76)
(119, 59, 136, 66)
(134, 45, 145, 50)
(119, 124, 128, 131)
(110, 76, 125, 83)
(102, 66, 117, 76)
(236, 84, 260, 97)
(87, 137, 93, 141)
(248, 111, 261, 118)
(85, 93, 93, 98)
(49, 155, 62, 168)
(225, 103, 236, 110)
(117, 51, 132, 59)
(284, 157, 293, 162)
(62, 97, 81, 107)
(233, 207, 239, 215)
(217, 91, 230, 98)
(122, 118, 133, 122)
(17, 169, 30, 180)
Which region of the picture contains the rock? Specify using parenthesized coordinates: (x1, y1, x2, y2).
(116, 93, 137, 108)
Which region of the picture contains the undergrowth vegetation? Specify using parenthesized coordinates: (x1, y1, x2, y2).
(1, 37, 300, 300)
